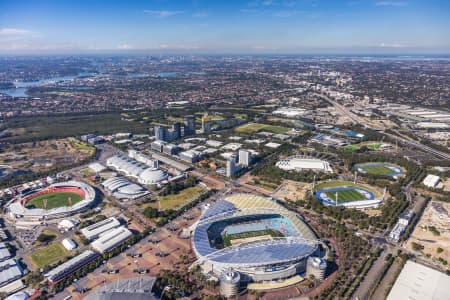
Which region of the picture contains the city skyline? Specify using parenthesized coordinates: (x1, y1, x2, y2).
(1, 0, 450, 54)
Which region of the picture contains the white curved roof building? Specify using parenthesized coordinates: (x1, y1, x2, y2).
(276, 156, 333, 173)
(106, 155, 168, 185)
(102, 177, 150, 200)
(139, 168, 168, 185)
(8, 181, 96, 221)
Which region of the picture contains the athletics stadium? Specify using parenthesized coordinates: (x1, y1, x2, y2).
(192, 194, 321, 284)
(314, 180, 384, 209)
(8, 181, 96, 221)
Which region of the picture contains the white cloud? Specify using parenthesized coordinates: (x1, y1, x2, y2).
(375, 1, 408, 7)
(117, 44, 133, 49)
(0, 28, 33, 36)
(144, 10, 184, 18)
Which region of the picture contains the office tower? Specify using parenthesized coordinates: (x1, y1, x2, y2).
(184, 115, 195, 135)
(238, 149, 252, 167)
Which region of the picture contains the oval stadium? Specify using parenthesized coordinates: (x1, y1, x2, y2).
(314, 180, 385, 209)
(8, 181, 96, 221)
(354, 162, 404, 178)
(192, 194, 320, 283)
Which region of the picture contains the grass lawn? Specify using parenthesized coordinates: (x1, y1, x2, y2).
(344, 142, 383, 152)
(67, 137, 95, 151)
(343, 145, 360, 151)
(157, 185, 204, 210)
(362, 165, 396, 175)
(235, 123, 290, 134)
(252, 179, 279, 192)
(30, 242, 68, 268)
(324, 189, 367, 202)
(223, 229, 284, 247)
(26, 192, 83, 209)
(366, 143, 382, 150)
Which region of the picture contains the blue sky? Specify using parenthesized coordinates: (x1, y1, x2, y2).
(0, 0, 449, 54)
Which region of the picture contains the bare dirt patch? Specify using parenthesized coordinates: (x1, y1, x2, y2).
(405, 200, 450, 264)
(273, 180, 310, 201)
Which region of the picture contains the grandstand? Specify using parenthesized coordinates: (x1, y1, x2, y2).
(8, 181, 96, 221)
(276, 156, 333, 173)
(192, 194, 320, 284)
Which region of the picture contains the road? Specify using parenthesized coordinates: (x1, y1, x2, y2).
(316, 93, 450, 161)
(353, 250, 389, 300)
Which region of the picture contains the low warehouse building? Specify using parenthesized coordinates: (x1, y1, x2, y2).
(81, 217, 121, 241)
(91, 226, 132, 253)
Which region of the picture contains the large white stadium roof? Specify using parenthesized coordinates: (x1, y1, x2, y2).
(192, 194, 318, 268)
(276, 156, 333, 173)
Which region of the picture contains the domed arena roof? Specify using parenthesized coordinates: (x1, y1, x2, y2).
(138, 168, 168, 185)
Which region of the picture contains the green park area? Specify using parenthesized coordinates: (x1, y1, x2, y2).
(30, 242, 69, 268)
(25, 192, 83, 209)
(235, 122, 290, 134)
(156, 185, 204, 210)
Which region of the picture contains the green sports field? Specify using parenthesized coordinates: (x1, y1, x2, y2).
(344, 142, 382, 151)
(223, 229, 284, 247)
(30, 242, 69, 268)
(25, 192, 83, 209)
(235, 123, 290, 134)
(361, 166, 395, 175)
(324, 189, 367, 202)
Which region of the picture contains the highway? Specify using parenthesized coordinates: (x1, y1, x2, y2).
(316, 93, 450, 161)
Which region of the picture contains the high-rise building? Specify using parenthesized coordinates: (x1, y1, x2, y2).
(238, 149, 252, 167)
(202, 114, 212, 133)
(184, 115, 196, 136)
(154, 125, 168, 141)
(226, 155, 237, 178)
(172, 122, 182, 140)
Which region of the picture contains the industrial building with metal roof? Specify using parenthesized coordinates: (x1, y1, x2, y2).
(387, 260, 450, 300)
(83, 277, 158, 300)
(44, 250, 99, 284)
(91, 226, 132, 253)
(81, 217, 121, 241)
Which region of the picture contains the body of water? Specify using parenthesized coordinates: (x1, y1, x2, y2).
(0, 72, 95, 97)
